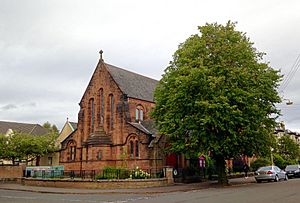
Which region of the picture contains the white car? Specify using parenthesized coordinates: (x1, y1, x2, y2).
(255, 165, 288, 183)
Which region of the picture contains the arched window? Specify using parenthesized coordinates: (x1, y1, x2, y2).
(135, 140, 139, 158)
(135, 105, 144, 122)
(110, 94, 114, 130)
(99, 89, 104, 126)
(68, 141, 76, 161)
(91, 99, 95, 130)
(130, 141, 134, 159)
(128, 137, 139, 160)
(139, 110, 143, 121)
(89, 98, 95, 133)
(97, 151, 102, 160)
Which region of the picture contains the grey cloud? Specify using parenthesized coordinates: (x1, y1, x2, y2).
(1, 0, 300, 131)
(21, 102, 37, 107)
(0, 104, 18, 111)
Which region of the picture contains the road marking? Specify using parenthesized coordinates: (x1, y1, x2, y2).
(1, 195, 37, 200)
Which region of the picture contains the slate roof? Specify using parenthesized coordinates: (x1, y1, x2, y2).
(129, 122, 152, 135)
(106, 63, 159, 102)
(141, 120, 158, 135)
(0, 120, 48, 136)
(69, 122, 78, 131)
(129, 120, 162, 148)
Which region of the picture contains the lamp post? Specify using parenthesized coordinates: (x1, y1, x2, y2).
(270, 147, 274, 166)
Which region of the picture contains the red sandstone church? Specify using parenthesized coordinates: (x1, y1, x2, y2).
(59, 51, 168, 171)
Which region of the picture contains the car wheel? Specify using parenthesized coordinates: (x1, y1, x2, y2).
(256, 180, 262, 183)
(285, 175, 288, 181)
(274, 175, 279, 182)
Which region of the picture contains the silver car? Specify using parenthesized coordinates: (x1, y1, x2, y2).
(255, 165, 288, 183)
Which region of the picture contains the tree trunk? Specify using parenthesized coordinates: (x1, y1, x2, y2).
(215, 155, 228, 185)
(36, 156, 40, 166)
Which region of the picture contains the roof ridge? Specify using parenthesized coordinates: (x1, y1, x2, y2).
(0, 120, 37, 126)
(105, 63, 159, 82)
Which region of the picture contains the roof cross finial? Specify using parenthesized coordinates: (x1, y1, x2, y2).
(99, 50, 104, 61)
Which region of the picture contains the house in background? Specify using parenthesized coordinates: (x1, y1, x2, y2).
(274, 122, 300, 145)
(0, 120, 49, 165)
(59, 52, 166, 172)
(39, 119, 77, 166)
(0, 120, 48, 137)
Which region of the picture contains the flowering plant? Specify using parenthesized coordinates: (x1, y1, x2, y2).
(130, 166, 151, 179)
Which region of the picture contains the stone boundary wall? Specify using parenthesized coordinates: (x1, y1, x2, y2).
(0, 165, 25, 181)
(21, 178, 171, 189)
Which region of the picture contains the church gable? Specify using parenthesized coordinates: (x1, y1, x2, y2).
(78, 60, 124, 143)
(79, 61, 122, 107)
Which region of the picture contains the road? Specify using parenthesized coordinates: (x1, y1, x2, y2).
(0, 178, 300, 203)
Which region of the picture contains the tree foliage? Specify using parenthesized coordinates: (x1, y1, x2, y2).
(152, 21, 282, 184)
(276, 135, 300, 160)
(0, 132, 58, 164)
(43, 121, 59, 135)
(250, 158, 272, 171)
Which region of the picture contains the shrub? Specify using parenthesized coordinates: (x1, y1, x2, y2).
(273, 153, 285, 169)
(250, 158, 271, 171)
(95, 166, 130, 180)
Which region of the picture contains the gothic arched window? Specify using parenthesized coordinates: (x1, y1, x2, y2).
(99, 89, 104, 126)
(89, 98, 95, 133)
(135, 105, 144, 122)
(68, 141, 76, 161)
(135, 140, 139, 158)
(109, 94, 114, 130)
(130, 141, 134, 159)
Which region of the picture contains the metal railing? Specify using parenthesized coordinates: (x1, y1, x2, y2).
(24, 168, 165, 180)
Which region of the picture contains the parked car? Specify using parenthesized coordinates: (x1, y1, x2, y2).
(255, 165, 288, 183)
(285, 165, 300, 178)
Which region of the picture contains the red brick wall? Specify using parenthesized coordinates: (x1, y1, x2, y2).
(0, 165, 25, 179)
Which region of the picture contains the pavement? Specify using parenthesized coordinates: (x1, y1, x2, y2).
(0, 177, 256, 195)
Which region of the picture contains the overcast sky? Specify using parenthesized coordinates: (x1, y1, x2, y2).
(1, 0, 300, 131)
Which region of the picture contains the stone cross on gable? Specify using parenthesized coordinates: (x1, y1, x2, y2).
(99, 50, 104, 61)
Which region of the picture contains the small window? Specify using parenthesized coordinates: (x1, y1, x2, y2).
(70, 146, 76, 161)
(135, 105, 144, 122)
(135, 140, 139, 158)
(130, 141, 134, 159)
(97, 151, 102, 160)
(139, 110, 143, 121)
(68, 141, 76, 161)
(48, 157, 53, 165)
(135, 109, 139, 121)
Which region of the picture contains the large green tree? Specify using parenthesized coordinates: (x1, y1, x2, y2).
(152, 22, 281, 184)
